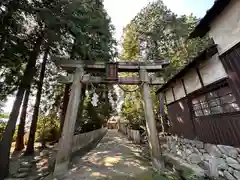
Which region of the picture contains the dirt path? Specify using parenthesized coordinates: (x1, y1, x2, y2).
(64, 130, 153, 180)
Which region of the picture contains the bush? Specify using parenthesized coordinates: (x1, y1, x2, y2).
(36, 114, 60, 143)
(12, 125, 18, 142)
(0, 120, 6, 141)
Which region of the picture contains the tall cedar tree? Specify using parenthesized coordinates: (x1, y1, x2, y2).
(25, 47, 49, 155)
(14, 85, 31, 151)
(0, 0, 116, 177)
(0, 30, 44, 178)
(120, 0, 206, 125)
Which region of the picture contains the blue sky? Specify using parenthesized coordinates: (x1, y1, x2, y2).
(104, 0, 214, 41)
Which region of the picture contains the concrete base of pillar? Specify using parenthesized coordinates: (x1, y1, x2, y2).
(53, 161, 69, 178)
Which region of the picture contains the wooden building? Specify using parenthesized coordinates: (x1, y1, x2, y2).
(107, 116, 119, 129)
(157, 0, 240, 147)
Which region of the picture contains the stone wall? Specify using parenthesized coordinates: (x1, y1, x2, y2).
(49, 128, 107, 172)
(119, 124, 141, 144)
(72, 128, 107, 153)
(162, 136, 240, 180)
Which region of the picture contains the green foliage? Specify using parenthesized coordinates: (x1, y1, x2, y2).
(36, 114, 60, 142)
(120, 0, 207, 126)
(0, 117, 18, 142)
(79, 86, 117, 132)
(0, 0, 116, 102)
(0, 113, 9, 119)
(1, 0, 117, 135)
(0, 0, 116, 177)
(12, 125, 19, 142)
(0, 0, 30, 101)
(122, 24, 140, 60)
(0, 120, 7, 140)
(0, 114, 8, 140)
(121, 91, 144, 127)
(37, 0, 117, 117)
(121, 1, 207, 77)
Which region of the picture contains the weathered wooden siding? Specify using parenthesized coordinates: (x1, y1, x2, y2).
(167, 98, 196, 139)
(168, 98, 240, 146)
(221, 43, 240, 106)
(166, 87, 174, 104)
(194, 113, 240, 146)
(161, 43, 240, 147)
(167, 78, 240, 146)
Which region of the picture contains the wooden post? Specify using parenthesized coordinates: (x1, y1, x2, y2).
(54, 67, 84, 177)
(139, 69, 163, 168)
(159, 93, 165, 133)
(59, 84, 70, 136)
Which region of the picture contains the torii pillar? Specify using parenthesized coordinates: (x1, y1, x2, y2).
(140, 68, 164, 168)
(54, 67, 84, 177)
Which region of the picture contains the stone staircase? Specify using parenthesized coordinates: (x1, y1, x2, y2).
(6, 151, 51, 180)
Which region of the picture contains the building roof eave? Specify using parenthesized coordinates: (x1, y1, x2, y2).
(189, 0, 231, 39)
(156, 44, 218, 94)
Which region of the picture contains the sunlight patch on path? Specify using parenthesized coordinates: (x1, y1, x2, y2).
(63, 130, 152, 180)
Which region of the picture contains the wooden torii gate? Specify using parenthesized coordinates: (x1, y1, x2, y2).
(53, 59, 169, 176)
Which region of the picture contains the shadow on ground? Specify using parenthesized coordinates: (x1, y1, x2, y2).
(62, 130, 151, 179)
(61, 130, 183, 180)
(8, 145, 53, 179)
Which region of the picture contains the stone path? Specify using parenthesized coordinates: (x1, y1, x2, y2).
(64, 130, 154, 180)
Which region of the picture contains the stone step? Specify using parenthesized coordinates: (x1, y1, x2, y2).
(32, 156, 42, 163)
(18, 167, 31, 173)
(28, 172, 50, 180)
(13, 172, 29, 178)
(20, 161, 33, 168)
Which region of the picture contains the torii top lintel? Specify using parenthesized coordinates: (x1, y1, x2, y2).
(54, 59, 170, 73)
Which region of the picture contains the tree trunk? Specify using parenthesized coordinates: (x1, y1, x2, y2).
(25, 47, 49, 155)
(59, 84, 70, 135)
(14, 86, 31, 151)
(0, 31, 44, 179)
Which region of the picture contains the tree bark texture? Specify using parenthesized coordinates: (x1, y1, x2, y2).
(14, 85, 31, 151)
(0, 31, 44, 179)
(25, 47, 49, 155)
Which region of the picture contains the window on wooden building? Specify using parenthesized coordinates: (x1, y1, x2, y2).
(192, 86, 240, 117)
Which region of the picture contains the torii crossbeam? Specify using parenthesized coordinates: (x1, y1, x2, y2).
(53, 58, 169, 177)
